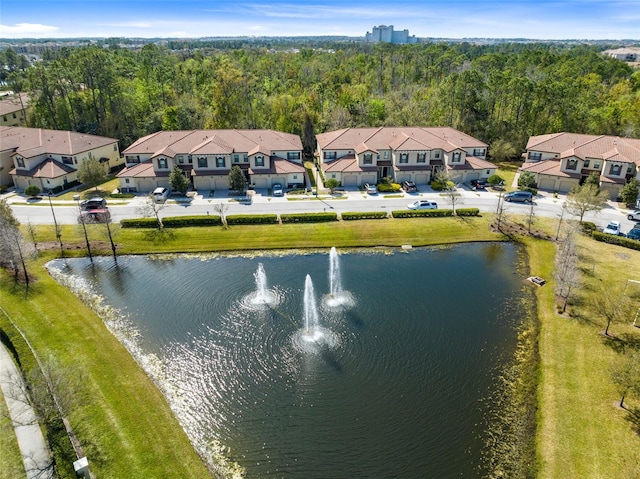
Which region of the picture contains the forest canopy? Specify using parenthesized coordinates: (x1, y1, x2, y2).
(2, 41, 639, 155)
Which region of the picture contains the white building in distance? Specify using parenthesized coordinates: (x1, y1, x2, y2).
(365, 25, 417, 44)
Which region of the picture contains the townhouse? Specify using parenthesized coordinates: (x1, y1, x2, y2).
(118, 129, 305, 193)
(0, 93, 29, 128)
(1, 126, 122, 192)
(315, 127, 495, 187)
(518, 132, 640, 199)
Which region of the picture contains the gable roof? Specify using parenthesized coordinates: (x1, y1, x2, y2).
(526, 132, 640, 166)
(123, 129, 302, 157)
(0, 93, 29, 116)
(11, 157, 75, 179)
(0, 126, 118, 159)
(316, 127, 486, 153)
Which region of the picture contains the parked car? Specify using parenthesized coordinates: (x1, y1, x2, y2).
(602, 221, 622, 236)
(470, 179, 487, 190)
(504, 191, 533, 203)
(152, 187, 170, 203)
(80, 197, 107, 211)
(626, 227, 640, 241)
(401, 180, 418, 192)
(364, 183, 377, 195)
(272, 183, 284, 197)
(408, 200, 438, 210)
(627, 210, 640, 221)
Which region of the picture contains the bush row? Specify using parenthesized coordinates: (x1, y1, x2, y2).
(162, 215, 222, 227)
(341, 211, 389, 220)
(120, 218, 159, 228)
(226, 214, 278, 225)
(376, 183, 402, 193)
(455, 208, 480, 216)
(109, 193, 136, 199)
(281, 212, 338, 223)
(392, 209, 454, 218)
(592, 231, 640, 251)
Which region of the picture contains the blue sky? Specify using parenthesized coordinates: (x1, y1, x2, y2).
(1, 0, 638, 40)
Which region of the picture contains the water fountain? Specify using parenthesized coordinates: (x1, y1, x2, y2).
(244, 262, 277, 308)
(324, 247, 354, 309)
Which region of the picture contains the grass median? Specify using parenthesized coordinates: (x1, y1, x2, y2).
(3, 214, 639, 478)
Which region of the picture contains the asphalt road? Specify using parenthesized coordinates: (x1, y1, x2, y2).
(5, 187, 639, 234)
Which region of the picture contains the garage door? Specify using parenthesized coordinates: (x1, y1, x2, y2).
(195, 178, 212, 190)
(539, 179, 555, 191)
(415, 174, 429, 185)
(214, 178, 229, 190)
(342, 175, 357, 187)
(157, 180, 170, 188)
(558, 180, 576, 193)
(396, 174, 411, 183)
(466, 172, 480, 182)
(253, 178, 268, 188)
(361, 175, 377, 185)
(138, 180, 154, 192)
(271, 177, 285, 188)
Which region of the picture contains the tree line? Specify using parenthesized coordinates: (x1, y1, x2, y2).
(2, 41, 639, 155)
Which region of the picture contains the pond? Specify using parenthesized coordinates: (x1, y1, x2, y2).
(49, 243, 530, 478)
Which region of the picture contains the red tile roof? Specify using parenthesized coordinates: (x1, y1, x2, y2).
(12, 157, 75, 179)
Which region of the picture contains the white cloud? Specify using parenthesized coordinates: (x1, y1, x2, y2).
(100, 22, 153, 29)
(0, 23, 59, 36)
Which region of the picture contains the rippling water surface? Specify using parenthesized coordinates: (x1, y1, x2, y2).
(51, 243, 527, 478)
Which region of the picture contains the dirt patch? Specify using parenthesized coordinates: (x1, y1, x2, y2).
(490, 220, 552, 241)
(36, 240, 114, 252)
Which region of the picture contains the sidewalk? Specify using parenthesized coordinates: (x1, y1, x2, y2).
(0, 343, 54, 479)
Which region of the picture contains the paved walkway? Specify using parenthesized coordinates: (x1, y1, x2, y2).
(0, 343, 54, 479)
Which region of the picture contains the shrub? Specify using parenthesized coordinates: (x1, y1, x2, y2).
(341, 211, 389, 220)
(592, 231, 640, 251)
(24, 184, 41, 197)
(455, 208, 480, 216)
(109, 193, 136, 199)
(280, 212, 338, 223)
(226, 214, 278, 225)
(580, 221, 597, 234)
(120, 218, 160, 228)
(161, 215, 222, 227)
(392, 209, 453, 218)
(620, 179, 638, 207)
(518, 171, 537, 189)
(431, 180, 455, 191)
(487, 174, 504, 186)
(377, 182, 401, 192)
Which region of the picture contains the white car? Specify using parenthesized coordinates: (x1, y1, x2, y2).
(272, 183, 284, 196)
(628, 210, 640, 221)
(408, 200, 438, 210)
(602, 221, 621, 235)
(152, 187, 170, 203)
(363, 183, 377, 195)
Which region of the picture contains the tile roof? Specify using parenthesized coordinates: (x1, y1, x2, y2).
(124, 129, 302, 157)
(316, 127, 486, 153)
(519, 160, 581, 178)
(0, 93, 29, 116)
(324, 157, 377, 173)
(12, 157, 75, 179)
(526, 132, 640, 166)
(0, 126, 118, 159)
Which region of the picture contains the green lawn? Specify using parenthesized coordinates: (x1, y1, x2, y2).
(0, 389, 23, 479)
(495, 160, 522, 190)
(4, 215, 640, 478)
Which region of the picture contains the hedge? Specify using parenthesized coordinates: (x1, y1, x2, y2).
(392, 209, 454, 218)
(120, 218, 160, 228)
(592, 231, 640, 251)
(161, 215, 222, 227)
(109, 193, 136, 199)
(280, 212, 338, 223)
(226, 214, 278, 225)
(455, 208, 480, 217)
(341, 211, 389, 220)
(377, 183, 402, 193)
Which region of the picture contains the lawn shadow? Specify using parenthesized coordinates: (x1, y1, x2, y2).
(143, 229, 176, 244)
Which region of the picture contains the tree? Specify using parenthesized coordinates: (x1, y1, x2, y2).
(584, 171, 600, 188)
(0, 199, 33, 287)
(325, 178, 340, 193)
(24, 184, 41, 198)
(169, 166, 190, 195)
(301, 113, 316, 161)
(489, 139, 518, 162)
(137, 196, 167, 230)
(443, 187, 463, 215)
(77, 157, 108, 191)
(213, 202, 229, 228)
(591, 286, 633, 337)
(554, 226, 580, 313)
(611, 351, 640, 408)
(517, 171, 537, 191)
(228, 165, 247, 193)
(620, 179, 638, 207)
(565, 183, 609, 223)
(487, 174, 504, 188)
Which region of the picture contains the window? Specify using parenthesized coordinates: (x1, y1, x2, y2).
(566, 159, 577, 171)
(126, 155, 140, 164)
(198, 157, 208, 168)
(125, 178, 130, 184)
(287, 152, 301, 161)
(16, 157, 24, 168)
(255, 156, 264, 167)
(594, 160, 601, 169)
(583, 159, 590, 168)
(383, 151, 389, 159)
(473, 149, 485, 156)
(363, 153, 372, 164)
(178, 156, 184, 164)
(452, 152, 461, 163)
(233, 154, 239, 163)
(528, 152, 542, 161)
(158, 158, 167, 169)
(324, 152, 337, 160)
(113, 144, 117, 151)
(293, 174, 298, 180)
(62, 156, 73, 165)
(610, 164, 621, 175)
(434, 151, 441, 159)
(243, 154, 248, 163)
(187, 155, 193, 164)
(74, 158, 78, 164)
(417, 153, 426, 163)
(216, 157, 226, 168)
(331, 174, 336, 178)
(399, 153, 408, 164)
